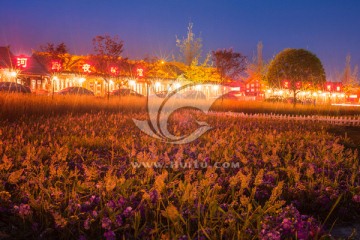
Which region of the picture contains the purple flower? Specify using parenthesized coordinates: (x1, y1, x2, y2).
(32, 222, 39, 232)
(260, 205, 324, 239)
(117, 196, 126, 207)
(149, 190, 159, 204)
(123, 207, 132, 218)
(80, 202, 91, 212)
(115, 215, 123, 227)
(281, 218, 293, 232)
(106, 200, 117, 210)
(352, 195, 360, 203)
(84, 218, 91, 230)
(260, 229, 281, 240)
(79, 235, 87, 240)
(104, 230, 116, 240)
(220, 203, 228, 211)
(92, 210, 98, 218)
(178, 235, 188, 240)
(101, 217, 112, 230)
(16, 203, 32, 217)
(90, 195, 100, 205)
(67, 199, 80, 213)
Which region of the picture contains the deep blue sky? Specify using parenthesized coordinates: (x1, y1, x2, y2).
(1, 0, 359, 80)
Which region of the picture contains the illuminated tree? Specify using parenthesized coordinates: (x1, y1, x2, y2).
(245, 42, 268, 86)
(176, 22, 202, 66)
(91, 35, 124, 100)
(183, 54, 220, 83)
(146, 58, 181, 80)
(34, 42, 82, 74)
(267, 48, 326, 106)
(342, 54, 359, 95)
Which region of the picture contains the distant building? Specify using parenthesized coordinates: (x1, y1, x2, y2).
(0, 46, 49, 91)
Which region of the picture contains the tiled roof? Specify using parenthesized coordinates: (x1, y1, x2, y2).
(0, 46, 14, 68)
(21, 54, 49, 76)
(0, 46, 49, 76)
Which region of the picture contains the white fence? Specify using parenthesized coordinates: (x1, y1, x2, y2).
(209, 111, 360, 126)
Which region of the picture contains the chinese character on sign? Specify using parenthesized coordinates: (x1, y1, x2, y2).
(336, 86, 341, 92)
(327, 85, 331, 91)
(110, 66, 118, 75)
(136, 68, 144, 77)
(51, 61, 61, 71)
(283, 81, 289, 89)
(82, 64, 91, 73)
(16, 57, 28, 68)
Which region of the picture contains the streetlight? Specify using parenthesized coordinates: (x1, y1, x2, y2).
(10, 71, 17, 78)
(78, 77, 86, 85)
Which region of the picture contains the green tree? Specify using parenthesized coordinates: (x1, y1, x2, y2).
(267, 48, 326, 106)
(91, 35, 124, 100)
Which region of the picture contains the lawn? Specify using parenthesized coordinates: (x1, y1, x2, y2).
(0, 94, 359, 239)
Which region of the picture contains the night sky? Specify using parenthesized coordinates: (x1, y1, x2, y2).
(1, 0, 359, 80)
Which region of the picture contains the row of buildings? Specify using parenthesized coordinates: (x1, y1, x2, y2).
(0, 46, 250, 98)
(0, 46, 359, 103)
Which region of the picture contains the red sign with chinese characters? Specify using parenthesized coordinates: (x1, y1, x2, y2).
(16, 57, 28, 69)
(136, 67, 144, 78)
(82, 63, 92, 73)
(51, 61, 62, 72)
(283, 80, 289, 89)
(324, 82, 342, 92)
(110, 66, 119, 75)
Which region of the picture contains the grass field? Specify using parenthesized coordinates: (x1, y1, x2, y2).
(0, 94, 359, 239)
(1, 94, 360, 121)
